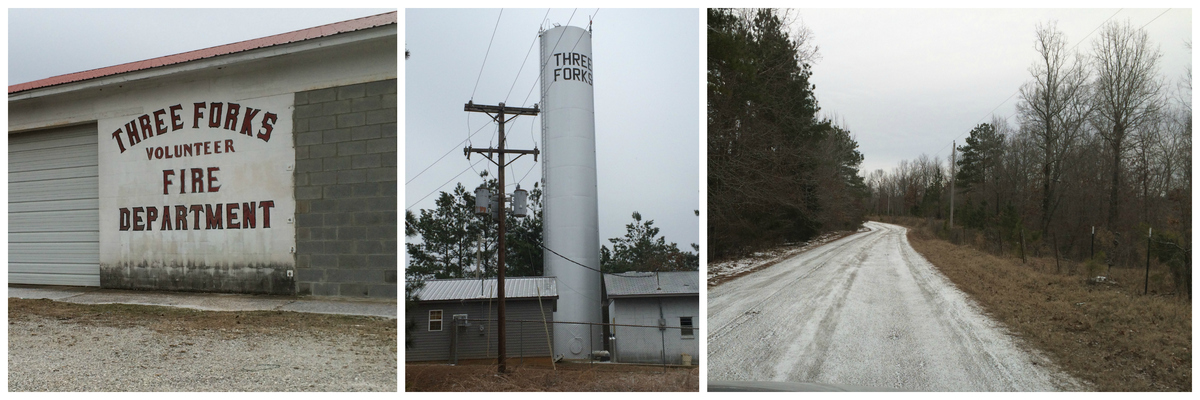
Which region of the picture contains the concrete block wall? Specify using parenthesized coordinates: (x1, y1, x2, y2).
(292, 79, 397, 298)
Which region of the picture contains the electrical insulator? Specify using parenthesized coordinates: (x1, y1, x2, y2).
(512, 186, 528, 218)
(474, 185, 490, 216)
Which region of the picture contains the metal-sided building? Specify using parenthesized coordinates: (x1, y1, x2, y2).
(603, 271, 700, 365)
(405, 277, 558, 363)
(8, 12, 398, 298)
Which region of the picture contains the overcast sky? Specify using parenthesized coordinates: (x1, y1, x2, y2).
(793, 8, 1192, 174)
(404, 9, 700, 253)
(8, 8, 394, 85)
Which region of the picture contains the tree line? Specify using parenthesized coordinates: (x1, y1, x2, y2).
(867, 20, 1190, 293)
(708, 8, 869, 260)
(405, 173, 698, 284)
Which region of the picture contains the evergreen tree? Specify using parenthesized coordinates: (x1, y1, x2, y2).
(600, 212, 699, 273)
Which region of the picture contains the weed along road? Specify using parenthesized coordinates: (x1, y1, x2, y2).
(708, 221, 1080, 391)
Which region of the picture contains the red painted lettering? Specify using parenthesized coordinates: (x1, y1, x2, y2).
(190, 168, 204, 193)
(111, 129, 127, 153)
(193, 102, 206, 129)
(224, 103, 241, 131)
(152, 109, 168, 135)
(226, 203, 240, 229)
(138, 115, 153, 140)
(175, 205, 189, 230)
(260, 201, 275, 228)
(145, 207, 158, 231)
(225, 139, 235, 153)
(125, 121, 141, 146)
(207, 167, 221, 192)
(208, 102, 223, 128)
(240, 107, 260, 135)
(160, 206, 172, 231)
(162, 170, 175, 195)
(133, 207, 145, 231)
(205, 204, 223, 229)
(119, 208, 131, 231)
(258, 112, 276, 142)
(242, 202, 257, 229)
(169, 104, 184, 131)
(189, 205, 204, 230)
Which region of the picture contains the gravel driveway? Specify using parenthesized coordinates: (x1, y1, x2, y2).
(9, 299, 396, 391)
(708, 222, 1081, 391)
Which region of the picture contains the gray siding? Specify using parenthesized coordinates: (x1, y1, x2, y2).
(608, 296, 700, 365)
(407, 299, 556, 362)
(8, 124, 101, 286)
(293, 79, 398, 298)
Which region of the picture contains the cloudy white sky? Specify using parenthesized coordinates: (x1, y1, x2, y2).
(793, 8, 1192, 174)
(7, 8, 394, 85)
(404, 9, 701, 252)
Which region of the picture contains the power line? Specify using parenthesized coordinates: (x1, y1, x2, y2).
(406, 159, 485, 211)
(1140, 9, 1171, 29)
(539, 242, 602, 273)
(519, 8, 579, 108)
(406, 122, 494, 185)
(470, 9, 504, 101)
(504, 8, 552, 104)
(933, 8, 1124, 159)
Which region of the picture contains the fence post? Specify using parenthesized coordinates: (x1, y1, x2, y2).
(1145, 227, 1152, 295)
(1020, 227, 1027, 264)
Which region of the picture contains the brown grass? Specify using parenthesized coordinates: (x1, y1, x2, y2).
(888, 219, 1191, 391)
(405, 363, 699, 391)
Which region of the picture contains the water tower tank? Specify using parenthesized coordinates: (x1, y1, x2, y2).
(540, 24, 601, 360)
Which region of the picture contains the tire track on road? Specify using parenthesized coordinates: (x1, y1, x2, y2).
(708, 221, 1078, 390)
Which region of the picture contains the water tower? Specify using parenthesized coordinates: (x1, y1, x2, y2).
(540, 24, 601, 360)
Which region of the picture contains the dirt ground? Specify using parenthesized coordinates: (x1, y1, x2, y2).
(9, 298, 397, 391)
(405, 363, 699, 391)
(897, 220, 1191, 391)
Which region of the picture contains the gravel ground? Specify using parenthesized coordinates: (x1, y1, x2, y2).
(708, 222, 1083, 391)
(9, 300, 396, 391)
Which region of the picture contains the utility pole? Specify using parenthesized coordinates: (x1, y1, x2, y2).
(949, 141, 955, 230)
(463, 101, 539, 374)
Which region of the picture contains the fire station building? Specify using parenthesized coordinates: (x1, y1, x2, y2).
(8, 12, 398, 298)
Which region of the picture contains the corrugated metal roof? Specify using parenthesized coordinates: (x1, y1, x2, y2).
(413, 277, 558, 302)
(604, 271, 700, 298)
(9, 11, 397, 94)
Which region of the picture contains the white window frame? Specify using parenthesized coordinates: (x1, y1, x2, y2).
(429, 309, 443, 331)
(680, 316, 694, 339)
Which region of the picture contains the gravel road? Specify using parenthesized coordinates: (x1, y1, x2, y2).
(9, 300, 396, 391)
(708, 221, 1079, 391)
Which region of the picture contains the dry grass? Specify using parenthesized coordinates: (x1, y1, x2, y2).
(889, 219, 1191, 391)
(405, 363, 699, 391)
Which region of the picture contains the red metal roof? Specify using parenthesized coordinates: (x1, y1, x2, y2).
(9, 11, 397, 95)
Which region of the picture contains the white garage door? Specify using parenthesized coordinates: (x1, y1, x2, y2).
(9, 124, 100, 286)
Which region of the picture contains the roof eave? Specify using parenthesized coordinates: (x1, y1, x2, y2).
(607, 293, 700, 299)
(8, 24, 395, 102)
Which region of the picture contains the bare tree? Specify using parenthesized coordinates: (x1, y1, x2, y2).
(1017, 22, 1091, 235)
(1090, 20, 1164, 229)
